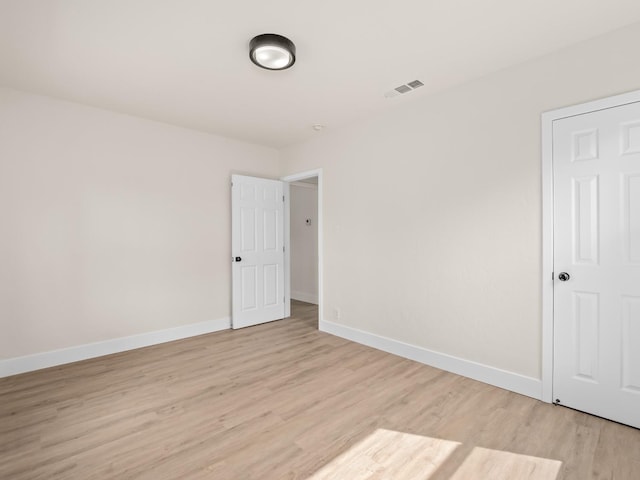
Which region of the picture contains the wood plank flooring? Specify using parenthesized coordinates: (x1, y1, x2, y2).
(1, 300, 639, 479)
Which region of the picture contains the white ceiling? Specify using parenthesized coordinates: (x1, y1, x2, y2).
(2, 1, 640, 148)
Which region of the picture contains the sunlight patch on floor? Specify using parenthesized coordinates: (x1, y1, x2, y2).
(449, 446, 562, 479)
(307, 429, 562, 480)
(307, 428, 460, 479)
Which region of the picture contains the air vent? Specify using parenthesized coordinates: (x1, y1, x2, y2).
(385, 79, 424, 99)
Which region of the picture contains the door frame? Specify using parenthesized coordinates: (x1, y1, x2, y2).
(281, 168, 323, 324)
(541, 88, 640, 403)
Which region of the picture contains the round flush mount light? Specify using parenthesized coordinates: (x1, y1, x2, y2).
(249, 33, 296, 70)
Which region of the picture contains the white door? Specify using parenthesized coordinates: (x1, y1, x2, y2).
(553, 101, 640, 429)
(231, 175, 285, 329)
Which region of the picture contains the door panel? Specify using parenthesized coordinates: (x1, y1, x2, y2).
(232, 175, 285, 329)
(622, 296, 640, 392)
(572, 175, 599, 265)
(573, 291, 599, 382)
(553, 101, 640, 429)
(263, 264, 279, 306)
(241, 207, 257, 251)
(621, 121, 640, 155)
(625, 174, 640, 263)
(241, 266, 257, 310)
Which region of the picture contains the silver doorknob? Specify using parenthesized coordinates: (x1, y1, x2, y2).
(558, 272, 570, 282)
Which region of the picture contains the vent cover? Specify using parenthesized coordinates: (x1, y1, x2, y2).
(385, 79, 424, 98)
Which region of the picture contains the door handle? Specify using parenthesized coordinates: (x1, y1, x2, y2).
(558, 272, 570, 281)
(234, 256, 242, 262)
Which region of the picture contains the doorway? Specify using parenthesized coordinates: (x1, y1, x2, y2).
(282, 169, 323, 328)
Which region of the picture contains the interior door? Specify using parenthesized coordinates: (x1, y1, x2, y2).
(553, 101, 640, 429)
(231, 175, 285, 329)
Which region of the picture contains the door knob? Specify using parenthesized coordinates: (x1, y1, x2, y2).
(558, 272, 570, 282)
(235, 256, 242, 262)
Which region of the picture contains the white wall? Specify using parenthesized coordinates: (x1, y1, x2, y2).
(282, 22, 640, 381)
(0, 87, 280, 361)
(290, 183, 318, 304)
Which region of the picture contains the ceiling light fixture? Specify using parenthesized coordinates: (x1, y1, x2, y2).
(249, 33, 296, 70)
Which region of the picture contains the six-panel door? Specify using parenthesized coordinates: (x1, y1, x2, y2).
(553, 102, 640, 429)
(231, 175, 285, 329)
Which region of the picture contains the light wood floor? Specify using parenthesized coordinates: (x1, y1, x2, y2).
(1, 300, 639, 479)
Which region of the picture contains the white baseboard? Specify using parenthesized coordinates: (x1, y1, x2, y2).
(0, 317, 231, 378)
(319, 319, 542, 400)
(291, 290, 319, 305)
